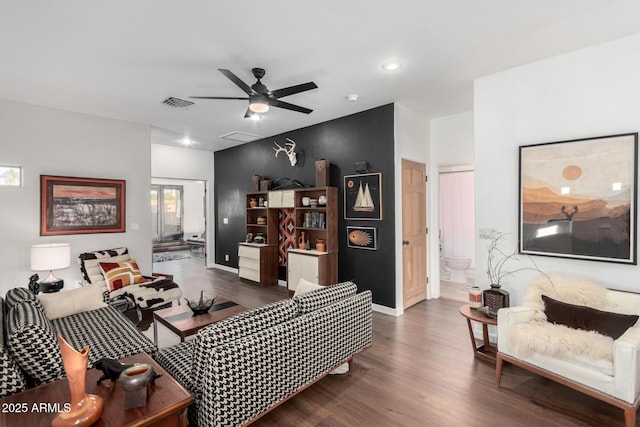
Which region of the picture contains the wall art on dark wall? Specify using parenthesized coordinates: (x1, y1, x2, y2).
(347, 226, 377, 250)
(344, 172, 382, 220)
(519, 133, 638, 264)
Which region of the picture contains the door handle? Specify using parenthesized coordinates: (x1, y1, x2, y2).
(402, 240, 410, 245)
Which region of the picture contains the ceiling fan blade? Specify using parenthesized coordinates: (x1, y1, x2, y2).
(189, 96, 249, 100)
(218, 69, 255, 95)
(270, 82, 318, 99)
(269, 99, 313, 114)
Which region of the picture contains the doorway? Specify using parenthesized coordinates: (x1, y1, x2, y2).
(438, 164, 475, 302)
(151, 178, 207, 265)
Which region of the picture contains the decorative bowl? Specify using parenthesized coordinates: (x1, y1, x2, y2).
(185, 291, 215, 315)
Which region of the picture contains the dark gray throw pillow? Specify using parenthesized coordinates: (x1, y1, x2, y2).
(542, 295, 639, 340)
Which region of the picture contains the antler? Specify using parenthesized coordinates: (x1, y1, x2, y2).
(273, 142, 289, 157)
(273, 138, 298, 166)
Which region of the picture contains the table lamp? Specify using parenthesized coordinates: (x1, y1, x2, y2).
(31, 243, 71, 293)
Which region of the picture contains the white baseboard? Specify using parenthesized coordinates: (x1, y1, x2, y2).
(373, 303, 403, 317)
(211, 264, 238, 274)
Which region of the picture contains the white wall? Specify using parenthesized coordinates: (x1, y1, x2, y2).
(474, 33, 640, 305)
(393, 103, 430, 315)
(151, 144, 215, 265)
(429, 111, 475, 297)
(0, 99, 152, 295)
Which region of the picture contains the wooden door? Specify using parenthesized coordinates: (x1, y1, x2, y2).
(402, 159, 427, 309)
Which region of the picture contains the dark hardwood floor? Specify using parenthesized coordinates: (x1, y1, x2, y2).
(153, 252, 633, 426)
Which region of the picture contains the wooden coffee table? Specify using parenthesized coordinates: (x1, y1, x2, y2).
(0, 352, 193, 427)
(153, 297, 246, 345)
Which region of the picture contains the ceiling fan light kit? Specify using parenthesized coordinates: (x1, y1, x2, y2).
(191, 67, 317, 118)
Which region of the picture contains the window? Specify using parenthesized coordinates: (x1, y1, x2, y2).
(0, 166, 22, 187)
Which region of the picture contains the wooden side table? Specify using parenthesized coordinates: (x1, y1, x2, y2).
(459, 304, 498, 364)
(0, 352, 193, 427)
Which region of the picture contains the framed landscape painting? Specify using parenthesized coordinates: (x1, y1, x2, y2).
(41, 175, 126, 236)
(519, 133, 638, 264)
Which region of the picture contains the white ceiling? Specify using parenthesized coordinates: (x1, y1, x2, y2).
(2, 1, 640, 151)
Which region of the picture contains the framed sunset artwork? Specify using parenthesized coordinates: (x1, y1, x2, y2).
(41, 175, 126, 236)
(519, 133, 638, 264)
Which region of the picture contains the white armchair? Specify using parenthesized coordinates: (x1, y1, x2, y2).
(496, 274, 640, 427)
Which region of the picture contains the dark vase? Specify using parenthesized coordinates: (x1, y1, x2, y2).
(483, 284, 510, 317)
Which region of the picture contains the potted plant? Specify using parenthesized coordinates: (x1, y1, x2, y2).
(483, 232, 547, 316)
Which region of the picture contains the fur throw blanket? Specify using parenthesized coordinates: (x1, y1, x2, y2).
(521, 273, 609, 322)
(509, 320, 614, 361)
(510, 273, 614, 361)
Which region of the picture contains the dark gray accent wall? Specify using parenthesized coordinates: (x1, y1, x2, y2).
(214, 103, 396, 307)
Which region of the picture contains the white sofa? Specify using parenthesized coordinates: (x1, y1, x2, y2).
(497, 274, 640, 427)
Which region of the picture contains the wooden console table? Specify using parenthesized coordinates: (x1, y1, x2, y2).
(459, 304, 498, 364)
(0, 352, 193, 427)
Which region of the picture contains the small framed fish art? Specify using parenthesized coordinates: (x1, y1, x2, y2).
(347, 226, 377, 250)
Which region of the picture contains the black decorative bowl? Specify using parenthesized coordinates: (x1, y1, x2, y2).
(185, 291, 215, 315)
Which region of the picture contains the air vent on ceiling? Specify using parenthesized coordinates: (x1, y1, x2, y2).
(162, 97, 194, 109)
(219, 132, 263, 143)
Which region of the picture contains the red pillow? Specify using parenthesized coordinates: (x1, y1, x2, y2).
(99, 259, 146, 291)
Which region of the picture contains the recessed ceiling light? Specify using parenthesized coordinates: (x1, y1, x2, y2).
(346, 94, 359, 102)
(179, 137, 193, 146)
(382, 61, 403, 71)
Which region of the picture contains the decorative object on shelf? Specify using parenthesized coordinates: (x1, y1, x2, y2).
(468, 286, 482, 308)
(273, 138, 298, 166)
(316, 239, 326, 253)
(41, 175, 125, 236)
(253, 233, 265, 244)
(185, 290, 216, 315)
(52, 334, 104, 427)
(257, 216, 267, 225)
(271, 178, 305, 190)
(252, 175, 262, 192)
(318, 194, 327, 206)
(119, 363, 161, 409)
(315, 159, 330, 186)
(302, 196, 310, 206)
(259, 179, 272, 191)
(263, 201, 268, 208)
(245, 233, 253, 243)
(298, 231, 307, 249)
(519, 133, 638, 264)
(258, 196, 265, 206)
(249, 198, 258, 208)
(347, 226, 377, 250)
(30, 243, 71, 293)
(309, 198, 318, 207)
(344, 172, 382, 220)
(94, 358, 134, 384)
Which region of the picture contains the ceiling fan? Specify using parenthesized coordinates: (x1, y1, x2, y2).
(191, 68, 318, 118)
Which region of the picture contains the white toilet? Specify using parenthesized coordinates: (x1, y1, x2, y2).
(444, 256, 472, 284)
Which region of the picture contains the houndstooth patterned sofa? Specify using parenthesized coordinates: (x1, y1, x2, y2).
(156, 281, 373, 426)
(0, 286, 156, 397)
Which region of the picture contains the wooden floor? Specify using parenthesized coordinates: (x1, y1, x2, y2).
(153, 252, 634, 426)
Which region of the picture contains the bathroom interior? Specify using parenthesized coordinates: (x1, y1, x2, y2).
(439, 165, 475, 302)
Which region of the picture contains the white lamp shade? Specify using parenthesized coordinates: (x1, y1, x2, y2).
(31, 243, 71, 271)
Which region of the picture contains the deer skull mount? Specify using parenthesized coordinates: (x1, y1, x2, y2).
(273, 138, 298, 166)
